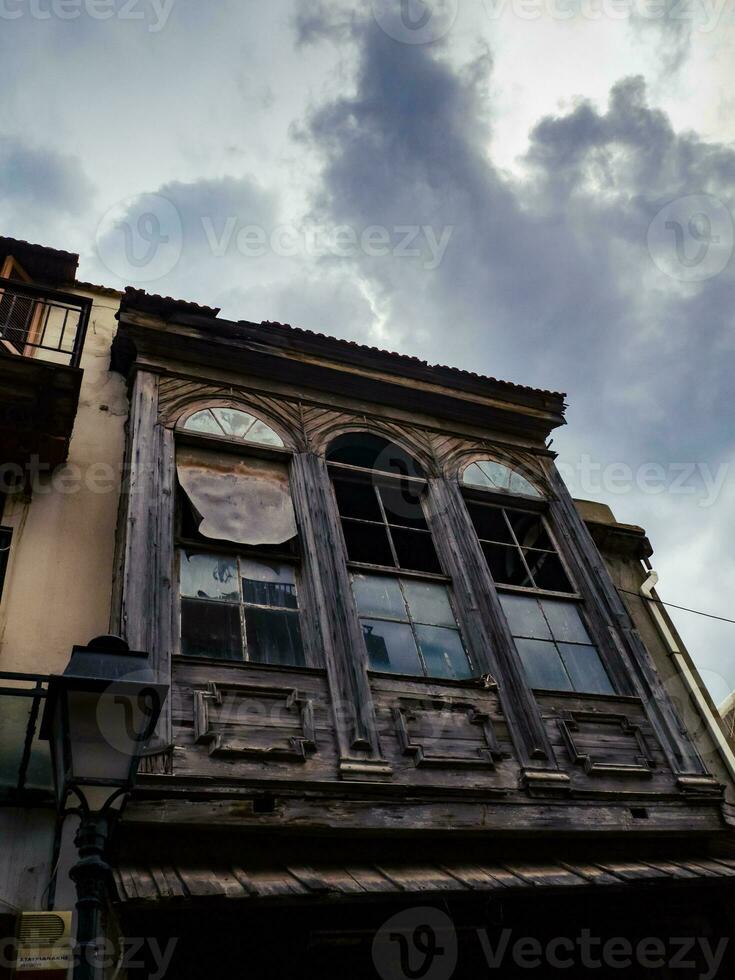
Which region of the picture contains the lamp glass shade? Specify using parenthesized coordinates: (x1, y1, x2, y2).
(66, 689, 140, 785)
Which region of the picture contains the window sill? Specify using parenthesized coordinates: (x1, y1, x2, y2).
(347, 561, 450, 583)
(367, 669, 495, 690)
(531, 687, 640, 704)
(495, 583, 582, 601)
(172, 655, 326, 676)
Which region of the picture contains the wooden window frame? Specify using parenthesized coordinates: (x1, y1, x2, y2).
(177, 547, 307, 668)
(172, 424, 316, 668)
(462, 489, 618, 696)
(328, 460, 474, 681)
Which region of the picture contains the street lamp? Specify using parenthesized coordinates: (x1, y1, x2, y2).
(40, 635, 167, 980)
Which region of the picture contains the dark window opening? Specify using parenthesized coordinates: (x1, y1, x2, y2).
(333, 478, 441, 575)
(466, 500, 573, 594)
(327, 433, 424, 479)
(179, 551, 305, 666)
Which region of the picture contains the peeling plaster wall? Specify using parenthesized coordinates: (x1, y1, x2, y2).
(0, 288, 127, 675)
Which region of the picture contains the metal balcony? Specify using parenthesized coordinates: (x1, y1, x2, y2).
(0, 671, 52, 803)
(0, 276, 91, 370)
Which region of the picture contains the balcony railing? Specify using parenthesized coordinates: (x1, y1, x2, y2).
(0, 276, 92, 370)
(0, 671, 52, 801)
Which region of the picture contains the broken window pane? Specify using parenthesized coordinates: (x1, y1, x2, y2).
(334, 480, 383, 522)
(361, 619, 422, 674)
(177, 449, 297, 546)
(245, 608, 304, 666)
(180, 599, 243, 660)
(466, 503, 514, 544)
(415, 625, 472, 680)
(505, 510, 552, 550)
(481, 542, 532, 587)
(379, 483, 428, 529)
(342, 519, 395, 566)
(523, 549, 573, 593)
(392, 528, 442, 574)
(352, 574, 407, 621)
(179, 552, 239, 601)
(327, 433, 424, 478)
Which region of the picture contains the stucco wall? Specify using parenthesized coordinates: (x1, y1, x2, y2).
(0, 288, 127, 675)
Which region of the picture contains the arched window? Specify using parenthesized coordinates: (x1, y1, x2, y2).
(327, 433, 472, 681)
(182, 407, 284, 447)
(461, 456, 613, 695)
(462, 458, 541, 498)
(176, 405, 305, 666)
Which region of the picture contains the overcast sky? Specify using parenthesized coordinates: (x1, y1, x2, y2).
(2, 0, 734, 700)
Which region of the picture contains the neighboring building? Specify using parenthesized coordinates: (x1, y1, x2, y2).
(2, 238, 735, 978)
(719, 692, 735, 743)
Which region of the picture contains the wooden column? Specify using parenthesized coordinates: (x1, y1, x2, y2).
(111, 369, 175, 749)
(290, 452, 390, 780)
(426, 478, 559, 774)
(543, 462, 706, 775)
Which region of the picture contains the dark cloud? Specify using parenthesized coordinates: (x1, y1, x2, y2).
(297, 18, 735, 465)
(0, 135, 94, 213)
(294, 13, 735, 693)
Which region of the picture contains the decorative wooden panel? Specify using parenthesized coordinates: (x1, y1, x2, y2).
(393, 698, 506, 770)
(556, 709, 655, 777)
(193, 681, 317, 762)
(536, 693, 675, 792)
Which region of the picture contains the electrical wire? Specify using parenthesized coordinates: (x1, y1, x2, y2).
(618, 588, 735, 626)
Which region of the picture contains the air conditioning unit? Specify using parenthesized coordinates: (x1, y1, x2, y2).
(15, 912, 73, 975)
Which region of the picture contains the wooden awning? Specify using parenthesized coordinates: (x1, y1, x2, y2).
(113, 846, 735, 904)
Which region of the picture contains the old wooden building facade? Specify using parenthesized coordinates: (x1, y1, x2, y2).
(2, 239, 735, 977)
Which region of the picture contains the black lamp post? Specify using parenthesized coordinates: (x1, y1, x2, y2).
(40, 635, 167, 980)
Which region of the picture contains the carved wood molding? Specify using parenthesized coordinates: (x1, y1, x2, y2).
(393, 697, 506, 770)
(157, 374, 545, 476)
(158, 377, 306, 448)
(557, 710, 656, 777)
(193, 681, 317, 762)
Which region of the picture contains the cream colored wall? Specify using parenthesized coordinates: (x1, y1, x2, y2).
(0, 288, 127, 675)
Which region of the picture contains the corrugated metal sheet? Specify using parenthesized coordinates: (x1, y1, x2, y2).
(113, 851, 735, 904)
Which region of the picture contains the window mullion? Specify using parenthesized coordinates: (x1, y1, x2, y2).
(375, 485, 401, 568)
(396, 576, 429, 678)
